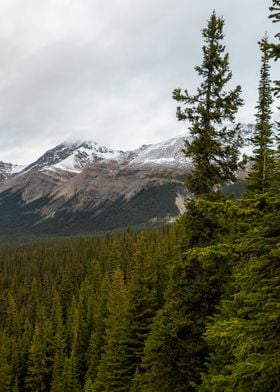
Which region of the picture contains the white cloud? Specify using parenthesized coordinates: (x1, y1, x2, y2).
(0, 0, 278, 164)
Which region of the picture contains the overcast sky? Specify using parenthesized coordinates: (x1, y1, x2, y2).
(0, 0, 278, 164)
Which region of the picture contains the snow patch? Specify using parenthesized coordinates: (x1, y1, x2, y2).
(52, 154, 82, 173)
(11, 164, 26, 174)
(128, 136, 189, 167)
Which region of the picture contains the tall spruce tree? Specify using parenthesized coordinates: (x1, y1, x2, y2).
(61, 352, 82, 392)
(142, 12, 244, 391)
(85, 276, 109, 386)
(248, 36, 275, 193)
(126, 234, 159, 389)
(173, 11, 243, 197)
(25, 319, 53, 392)
(142, 200, 235, 391)
(93, 270, 132, 392)
(50, 292, 65, 392)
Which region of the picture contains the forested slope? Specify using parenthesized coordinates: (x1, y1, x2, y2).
(0, 192, 279, 391)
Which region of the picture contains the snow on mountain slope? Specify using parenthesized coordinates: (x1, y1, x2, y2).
(11, 164, 26, 174)
(128, 135, 190, 167)
(15, 136, 190, 176)
(22, 141, 123, 174)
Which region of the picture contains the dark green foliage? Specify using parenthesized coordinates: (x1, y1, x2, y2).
(50, 293, 65, 392)
(61, 352, 82, 392)
(85, 277, 109, 384)
(93, 270, 132, 392)
(173, 11, 243, 197)
(268, 0, 280, 65)
(0, 228, 175, 391)
(142, 200, 237, 391)
(0, 332, 12, 392)
(270, 0, 280, 32)
(126, 234, 161, 387)
(199, 196, 280, 392)
(25, 316, 53, 392)
(247, 37, 275, 194)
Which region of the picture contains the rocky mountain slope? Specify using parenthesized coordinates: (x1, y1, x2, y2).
(0, 136, 191, 236)
(0, 161, 25, 182)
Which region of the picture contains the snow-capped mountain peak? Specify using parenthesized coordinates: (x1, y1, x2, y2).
(22, 141, 123, 174)
(16, 136, 190, 176)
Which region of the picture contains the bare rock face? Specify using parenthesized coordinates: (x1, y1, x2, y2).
(0, 161, 25, 182)
(0, 161, 12, 182)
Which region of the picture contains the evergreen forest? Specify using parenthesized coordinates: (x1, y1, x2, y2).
(0, 2, 279, 391)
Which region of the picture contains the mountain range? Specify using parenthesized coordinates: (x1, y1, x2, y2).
(0, 126, 254, 238)
(0, 135, 194, 237)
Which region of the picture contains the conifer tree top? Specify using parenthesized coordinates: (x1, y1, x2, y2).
(173, 11, 243, 198)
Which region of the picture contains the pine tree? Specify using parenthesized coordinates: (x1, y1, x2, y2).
(0, 331, 12, 392)
(84, 378, 95, 392)
(61, 352, 82, 392)
(6, 292, 20, 337)
(85, 277, 109, 384)
(25, 319, 53, 392)
(173, 11, 243, 197)
(126, 234, 159, 388)
(65, 291, 89, 385)
(199, 197, 280, 391)
(142, 12, 244, 391)
(51, 292, 65, 392)
(142, 200, 236, 391)
(248, 36, 275, 194)
(93, 270, 132, 392)
(71, 279, 93, 383)
(51, 352, 64, 392)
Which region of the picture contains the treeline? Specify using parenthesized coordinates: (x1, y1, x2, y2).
(0, 1, 279, 391)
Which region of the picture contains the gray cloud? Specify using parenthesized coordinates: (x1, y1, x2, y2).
(0, 0, 278, 164)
